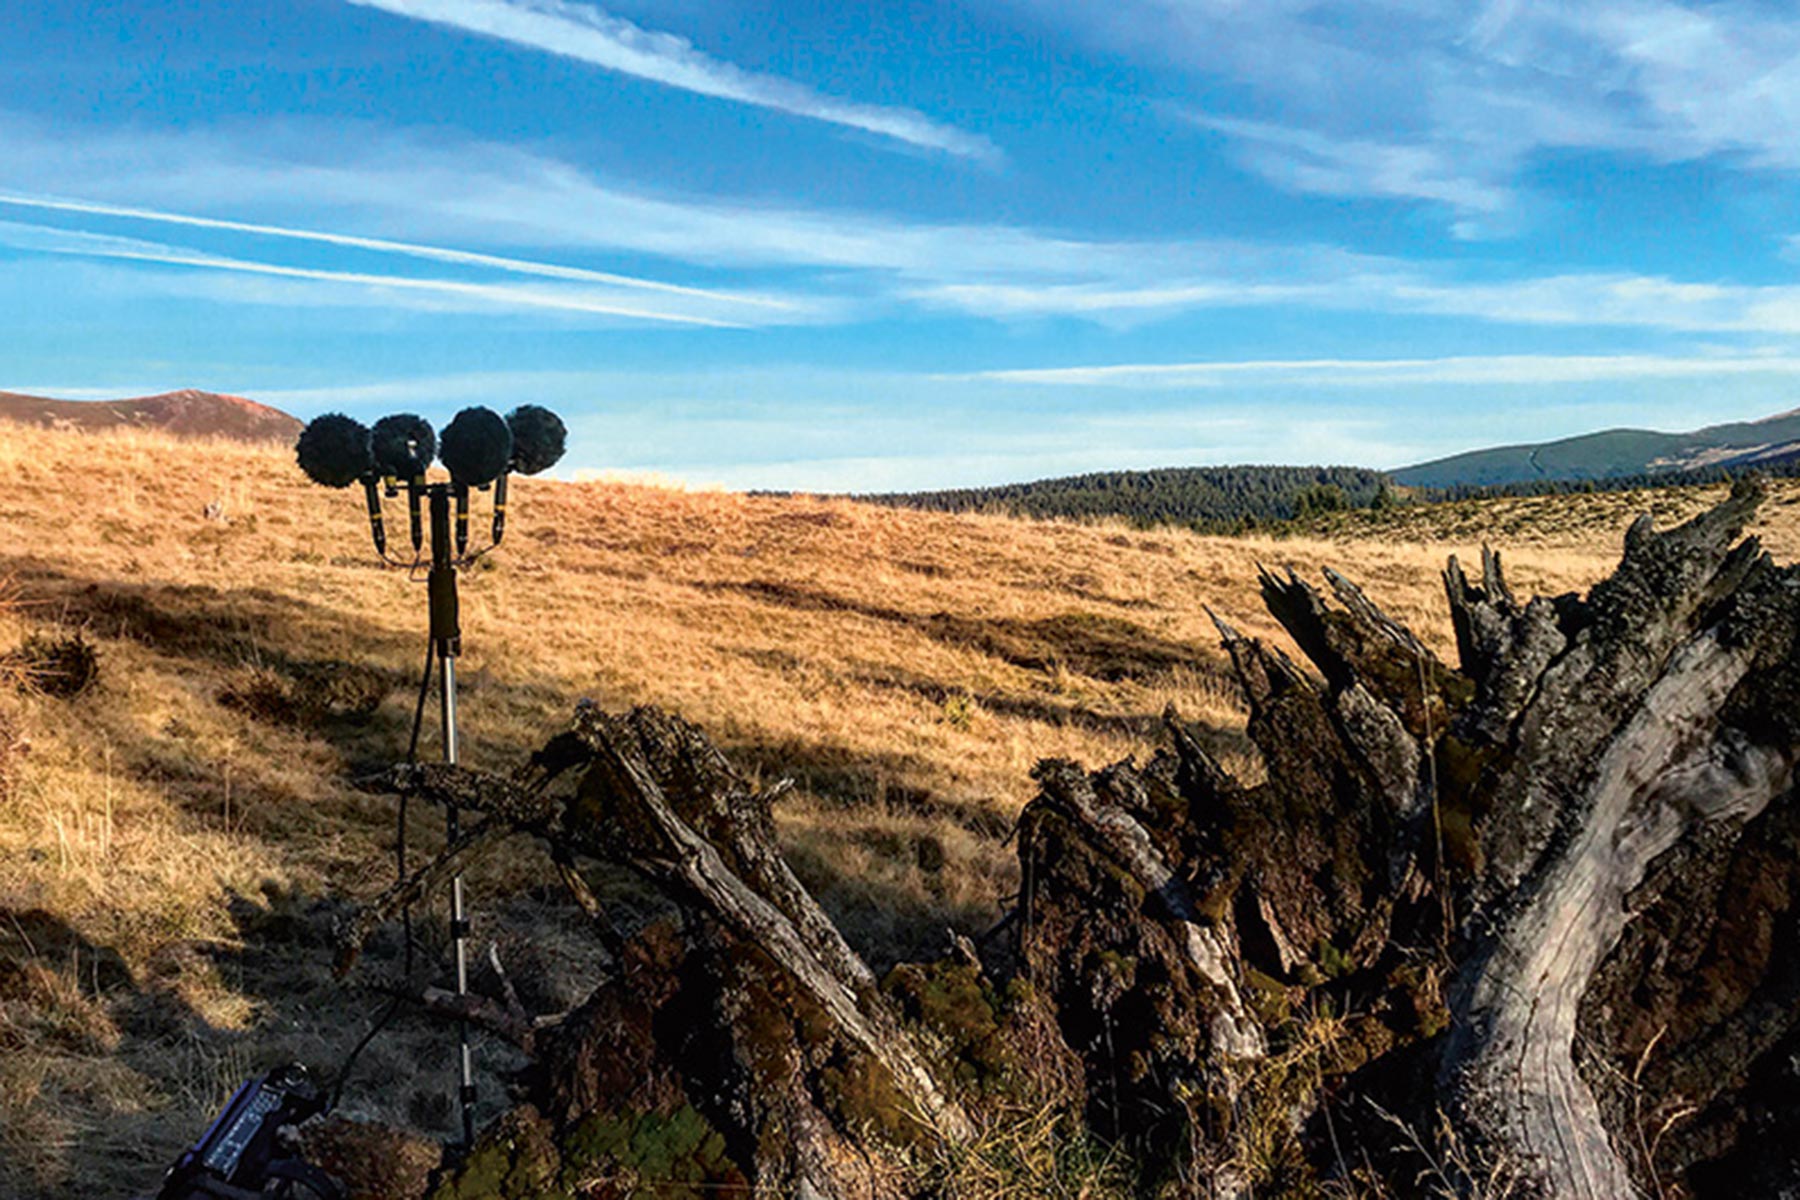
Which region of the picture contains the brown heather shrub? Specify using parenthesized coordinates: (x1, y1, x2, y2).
(5, 631, 100, 699)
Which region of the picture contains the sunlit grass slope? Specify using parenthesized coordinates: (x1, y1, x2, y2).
(4, 419, 1793, 1195)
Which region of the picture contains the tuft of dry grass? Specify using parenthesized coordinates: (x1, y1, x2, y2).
(5, 419, 1797, 1196)
(901, 1101, 1133, 1199)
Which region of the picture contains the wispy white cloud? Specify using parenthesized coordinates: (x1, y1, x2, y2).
(905, 279, 1320, 317)
(6, 113, 1800, 335)
(1185, 115, 1514, 238)
(961, 352, 1800, 388)
(1015, 0, 1800, 230)
(1562, 0, 1800, 167)
(910, 268, 1800, 335)
(0, 113, 1043, 278)
(343, 0, 997, 161)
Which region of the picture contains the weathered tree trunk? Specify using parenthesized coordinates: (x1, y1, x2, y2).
(1016, 563, 1470, 1191)
(1436, 486, 1798, 1198)
(1013, 480, 1800, 1197)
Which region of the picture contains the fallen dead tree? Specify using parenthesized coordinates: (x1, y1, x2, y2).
(1015, 479, 1800, 1197)
(329, 481, 1799, 1198)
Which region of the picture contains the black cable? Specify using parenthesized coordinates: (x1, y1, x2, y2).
(324, 998, 399, 1119)
(400, 642, 436, 976)
(327, 641, 437, 1114)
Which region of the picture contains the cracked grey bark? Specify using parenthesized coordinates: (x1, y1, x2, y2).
(1437, 484, 1800, 1199)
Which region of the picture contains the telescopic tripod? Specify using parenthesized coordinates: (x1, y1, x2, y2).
(293, 403, 565, 1153)
(423, 482, 476, 1149)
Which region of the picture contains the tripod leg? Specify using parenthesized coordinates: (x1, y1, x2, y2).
(441, 656, 476, 1149)
(426, 485, 476, 1151)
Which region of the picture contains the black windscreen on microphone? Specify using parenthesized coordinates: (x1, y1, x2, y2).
(439, 407, 512, 488)
(455, 484, 471, 556)
(296, 414, 374, 488)
(506, 406, 566, 476)
(371, 414, 437, 480)
(491, 471, 509, 546)
(363, 478, 387, 556)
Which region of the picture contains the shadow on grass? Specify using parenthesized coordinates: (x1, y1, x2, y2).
(701, 577, 1215, 682)
(0, 873, 618, 1200)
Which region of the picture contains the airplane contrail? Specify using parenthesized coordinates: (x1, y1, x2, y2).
(0, 218, 750, 327)
(0, 191, 790, 309)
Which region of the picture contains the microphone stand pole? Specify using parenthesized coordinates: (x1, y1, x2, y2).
(425, 482, 476, 1150)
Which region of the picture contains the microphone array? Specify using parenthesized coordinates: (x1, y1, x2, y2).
(295, 405, 566, 560)
(292, 401, 567, 1147)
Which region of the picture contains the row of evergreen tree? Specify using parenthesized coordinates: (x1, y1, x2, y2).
(1413, 451, 1800, 502)
(858, 465, 1391, 530)
(855, 450, 1800, 533)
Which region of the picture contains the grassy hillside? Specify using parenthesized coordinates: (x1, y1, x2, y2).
(0, 389, 302, 443)
(1393, 407, 1800, 488)
(5, 421, 1799, 1196)
(1288, 473, 1800, 547)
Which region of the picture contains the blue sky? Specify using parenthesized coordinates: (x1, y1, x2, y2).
(6, 0, 1800, 489)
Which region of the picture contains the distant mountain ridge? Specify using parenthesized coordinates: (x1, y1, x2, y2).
(0, 388, 301, 443)
(1392, 407, 1800, 489)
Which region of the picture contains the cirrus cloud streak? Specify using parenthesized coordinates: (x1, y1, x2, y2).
(962, 352, 1800, 388)
(0, 219, 766, 327)
(343, 0, 997, 161)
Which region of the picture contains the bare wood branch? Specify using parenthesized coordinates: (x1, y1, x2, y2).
(387, 762, 557, 827)
(333, 820, 512, 975)
(550, 849, 627, 960)
(370, 980, 539, 1054)
(572, 718, 974, 1142)
(486, 941, 526, 1023)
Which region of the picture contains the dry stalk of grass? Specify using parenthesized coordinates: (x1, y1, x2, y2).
(901, 1100, 1133, 1199)
(1367, 1103, 1525, 1200)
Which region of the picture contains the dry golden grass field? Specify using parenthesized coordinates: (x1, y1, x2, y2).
(4, 420, 1798, 1197)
